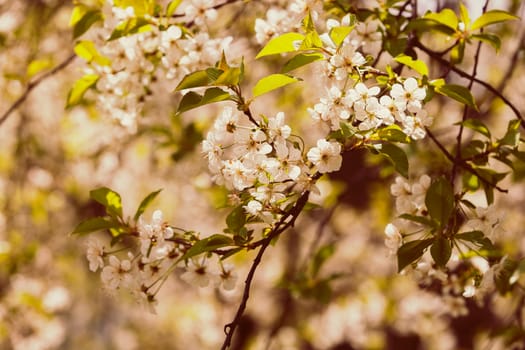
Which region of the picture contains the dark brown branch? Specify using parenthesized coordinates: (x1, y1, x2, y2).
(0, 53, 76, 127)
(425, 128, 508, 193)
(451, 0, 490, 183)
(415, 41, 525, 129)
(221, 176, 320, 349)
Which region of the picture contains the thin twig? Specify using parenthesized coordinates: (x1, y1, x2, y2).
(0, 53, 76, 127)
(415, 41, 525, 128)
(451, 0, 490, 184)
(425, 128, 508, 193)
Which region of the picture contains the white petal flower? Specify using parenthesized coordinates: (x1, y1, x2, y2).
(307, 139, 342, 173)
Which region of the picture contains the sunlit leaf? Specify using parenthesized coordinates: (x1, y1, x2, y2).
(72, 9, 102, 39)
(435, 83, 477, 110)
(133, 189, 162, 221)
(471, 33, 501, 51)
(66, 74, 99, 108)
(72, 217, 120, 235)
(424, 8, 459, 30)
(180, 234, 234, 261)
(252, 74, 300, 98)
(74, 40, 111, 66)
(166, 0, 182, 16)
(394, 54, 429, 76)
(472, 10, 519, 31)
(256, 33, 305, 58)
(90, 187, 123, 219)
(458, 119, 491, 138)
(282, 52, 325, 73)
(175, 70, 211, 90)
(177, 87, 231, 114)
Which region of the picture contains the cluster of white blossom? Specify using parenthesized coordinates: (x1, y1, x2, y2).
(83, 0, 232, 132)
(86, 209, 238, 313)
(203, 106, 344, 222)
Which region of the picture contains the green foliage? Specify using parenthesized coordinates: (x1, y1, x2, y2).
(133, 189, 162, 221)
(256, 33, 305, 58)
(180, 234, 234, 261)
(90, 187, 124, 219)
(397, 238, 434, 272)
(431, 237, 452, 267)
(425, 176, 455, 228)
(471, 10, 519, 30)
(66, 74, 99, 108)
(177, 88, 231, 114)
(72, 217, 120, 235)
(225, 205, 246, 235)
(459, 119, 491, 138)
(375, 142, 409, 178)
(108, 17, 152, 41)
(74, 40, 111, 66)
(252, 74, 301, 98)
(394, 54, 429, 76)
(433, 82, 477, 110)
(281, 53, 325, 73)
(166, 0, 182, 16)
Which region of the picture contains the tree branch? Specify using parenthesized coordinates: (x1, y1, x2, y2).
(0, 53, 76, 127)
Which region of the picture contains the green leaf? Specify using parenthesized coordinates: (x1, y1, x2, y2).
(377, 125, 411, 143)
(72, 216, 120, 235)
(329, 25, 355, 48)
(214, 67, 242, 86)
(282, 52, 325, 73)
(175, 70, 212, 90)
(450, 40, 465, 64)
(399, 213, 435, 227)
(471, 10, 519, 31)
(90, 187, 123, 218)
(166, 0, 182, 16)
(435, 83, 477, 110)
(108, 17, 152, 41)
(27, 59, 53, 79)
(177, 87, 231, 114)
(397, 238, 434, 272)
(471, 33, 501, 51)
(431, 237, 452, 267)
(226, 205, 246, 234)
(394, 54, 429, 76)
(455, 230, 494, 251)
(458, 119, 491, 138)
(377, 143, 409, 178)
(425, 176, 454, 227)
(73, 9, 102, 39)
(255, 33, 305, 59)
(180, 234, 234, 261)
(424, 8, 459, 30)
(74, 40, 111, 66)
(499, 119, 520, 147)
(252, 74, 300, 98)
(133, 189, 162, 221)
(66, 74, 99, 108)
(311, 244, 335, 277)
(459, 3, 471, 29)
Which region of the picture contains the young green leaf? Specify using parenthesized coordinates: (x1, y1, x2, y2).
(108, 17, 152, 41)
(281, 52, 325, 73)
(455, 230, 495, 251)
(177, 88, 231, 114)
(252, 74, 300, 98)
(394, 54, 429, 76)
(435, 83, 477, 110)
(66, 74, 99, 108)
(377, 125, 411, 143)
(377, 143, 409, 178)
(74, 40, 111, 66)
(431, 237, 452, 267)
(72, 216, 120, 235)
(425, 177, 454, 227)
(133, 189, 162, 221)
(72, 9, 102, 39)
(166, 0, 182, 16)
(424, 8, 459, 30)
(90, 187, 123, 219)
(226, 205, 246, 234)
(329, 25, 354, 48)
(471, 10, 519, 31)
(255, 33, 305, 59)
(397, 238, 434, 272)
(180, 234, 234, 261)
(175, 70, 212, 90)
(471, 33, 501, 52)
(458, 119, 491, 138)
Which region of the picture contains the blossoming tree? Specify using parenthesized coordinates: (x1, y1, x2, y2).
(2, 0, 525, 349)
